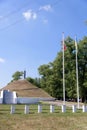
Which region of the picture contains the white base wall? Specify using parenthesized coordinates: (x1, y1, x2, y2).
(0, 90, 54, 104)
(17, 97, 54, 104)
(0, 98, 3, 104)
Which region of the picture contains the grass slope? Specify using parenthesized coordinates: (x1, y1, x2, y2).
(0, 104, 87, 130)
(0, 80, 51, 97)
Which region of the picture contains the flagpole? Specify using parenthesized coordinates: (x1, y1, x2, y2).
(75, 36, 79, 109)
(62, 32, 65, 105)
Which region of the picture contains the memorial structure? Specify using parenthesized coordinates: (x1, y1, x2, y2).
(0, 90, 54, 104)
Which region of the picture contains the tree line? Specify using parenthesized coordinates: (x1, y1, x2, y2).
(38, 36, 87, 102)
(11, 36, 87, 102)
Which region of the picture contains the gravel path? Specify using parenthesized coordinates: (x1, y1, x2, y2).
(44, 100, 84, 108)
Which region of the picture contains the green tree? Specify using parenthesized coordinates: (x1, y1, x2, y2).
(38, 36, 87, 102)
(78, 36, 87, 102)
(38, 63, 54, 94)
(38, 37, 77, 99)
(26, 77, 41, 87)
(12, 71, 24, 81)
(64, 37, 77, 99)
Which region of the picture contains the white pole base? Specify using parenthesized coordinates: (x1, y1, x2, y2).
(82, 105, 86, 112)
(24, 105, 29, 114)
(50, 104, 54, 113)
(61, 105, 66, 112)
(10, 105, 15, 114)
(72, 105, 76, 113)
(38, 104, 42, 113)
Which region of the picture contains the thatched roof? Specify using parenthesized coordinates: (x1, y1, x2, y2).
(1, 79, 51, 97)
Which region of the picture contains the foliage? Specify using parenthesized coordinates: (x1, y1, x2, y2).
(38, 36, 87, 102)
(12, 71, 24, 81)
(26, 77, 41, 87)
(10, 36, 87, 102)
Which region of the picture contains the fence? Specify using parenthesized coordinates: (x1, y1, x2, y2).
(2, 104, 87, 114)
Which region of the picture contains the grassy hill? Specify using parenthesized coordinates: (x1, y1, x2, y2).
(0, 79, 51, 97)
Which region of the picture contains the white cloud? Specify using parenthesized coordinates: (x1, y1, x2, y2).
(39, 5, 52, 12)
(23, 10, 37, 21)
(0, 58, 5, 63)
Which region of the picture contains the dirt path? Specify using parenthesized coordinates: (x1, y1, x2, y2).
(44, 100, 84, 108)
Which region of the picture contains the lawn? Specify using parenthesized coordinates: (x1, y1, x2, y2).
(0, 104, 87, 130)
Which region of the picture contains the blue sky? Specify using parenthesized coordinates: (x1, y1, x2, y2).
(0, 0, 87, 88)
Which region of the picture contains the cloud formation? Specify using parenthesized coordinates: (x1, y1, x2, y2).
(0, 58, 5, 63)
(39, 5, 52, 12)
(23, 10, 37, 21)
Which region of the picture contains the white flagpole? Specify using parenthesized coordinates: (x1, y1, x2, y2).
(75, 36, 79, 109)
(62, 32, 65, 105)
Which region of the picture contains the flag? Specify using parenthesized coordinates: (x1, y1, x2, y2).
(64, 44, 67, 51)
(75, 36, 77, 50)
(61, 41, 67, 51)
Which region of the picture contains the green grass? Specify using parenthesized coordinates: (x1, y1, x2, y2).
(0, 104, 87, 130)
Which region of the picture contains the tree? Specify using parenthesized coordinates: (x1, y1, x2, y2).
(38, 37, 77, 99)
(12, 71, 24, 81)
(78, 36, 87, 102)
(38, 36, 87, 101)
(26, 77, 41, 87)
(38, 63, 53, 89)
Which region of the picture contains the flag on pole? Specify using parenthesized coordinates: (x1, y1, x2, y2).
(61, 41, 67, 51)
(75, 35, 77, 50)
(64, 44, 67, 51)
